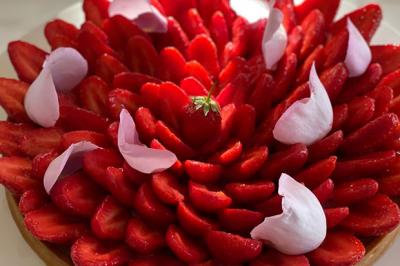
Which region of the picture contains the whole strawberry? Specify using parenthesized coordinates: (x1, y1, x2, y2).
(181, 85, 221, 147)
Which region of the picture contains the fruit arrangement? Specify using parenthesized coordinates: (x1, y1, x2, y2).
(1, 0, 400, 265)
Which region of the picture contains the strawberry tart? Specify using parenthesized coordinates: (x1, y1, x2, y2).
(1, 0, 400, 265)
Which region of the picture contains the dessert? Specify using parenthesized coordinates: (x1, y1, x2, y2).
(0, 0, 400, 265)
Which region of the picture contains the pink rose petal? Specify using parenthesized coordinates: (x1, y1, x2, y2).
(43, 141, 100, 193)
(118, 109, 177, 174)
(344, 18, 372, 77)
(273, 63, 333, 145)
(24, 68, 59, 128)
(43, 47, 88, 92)
(230, 0, 270, 23)
(262, 6, 287, 70)
(251, 173, 326, 255)
(109, 0, 168, 33)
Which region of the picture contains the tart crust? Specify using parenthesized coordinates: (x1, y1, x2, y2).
(5, 190, 400, 266)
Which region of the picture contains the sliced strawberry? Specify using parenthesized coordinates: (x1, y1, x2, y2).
(0, 157, 37, 195)
(31, 151, 58, 180)
(82, 0, 110, 26)
(149, 139, 185, 176)
(343, 97, 376, 132)
(133, 107, 157, 144)
(24, 205, 87, 244)
(295, 156, 337, 188)
(209, 11, 229, 57)
(114, 72, 160, 93)
(95, 54, 128, 85)
(140, 83, 162, 116)
(299, 10, 326, 60)
(71, 235, 131, 266)
(219, 57, 248, 88)
(332, 104, 349, 131)
(0, 121, 31, 156)
(379, 174, 400, 197)
(250, 249, 310, 266)
(228, 17, 250, 60)
(58, 105, 109, 132)
(51, 172, 105, 217)
(378, 69, 400, 97)
(0, 78, 29, 122)
(91, 196, 130, 240)
(129, 254, 184, 266)
(184, 160, 222, 184)
(78, 76, 110, 116)
(151, 172, 185, 205)
(123, 161, 148, 185)
(205, 231, 262, 264)
(331, 178, 379, 207)
(342, 194, 400, 236)
(324, 207, 350, 229)
(180, 77, 208, 96)
(367, 85, 394, 118)
(158, 0, 196, 18)
(107, 121, 119, 146)
(184, 60, 213, 89)
(166, 224, 209, 263)
(81, 21, 108, 44)
(125, 35, 159, 76)
(20, 128, 62, 158)
(210, 140, 243, 165)
(177, 201, 218, 236)
(134, 183, 175, 227)
(320, 63, 349, 102)
(296, 0, 340, 25)
(83, 148, 123, 188)
(248, 73, 275, 118)
(7, 41, 47, 83)
(331, 3, 382, 43)
(308, 231, 365, 266)
(107, 88, 142, 120)
(333, 150, 396, 180)
(296, 45, 324, 85)
(158, 47, 186, 83)
(44, 19, 79, 50)
(261, 144, 308, 181)
(225, 181, 275, 204)
(19, 189, 47, 215)
(219, 208, 264, 233)
(158, 17, 190, 55)
(323, 30, 348, 71)
(105, 167, 136, 207)
(125, 217, 165, 254)
(308, 130, 343, 162)
(313, 179, 334, 205)
(275, 0, 297, 32)
(188, 34, 220, 77)
(62, 130, 110, 149)
(286, 26, 304, 57)
(180, 8, 210, 40)
(272, 53, 298, 102)
(255, 195, 283, 217)
(233, 104, 256, 143)
(225, 146, 268, 181)
(189, 181, 232, 213)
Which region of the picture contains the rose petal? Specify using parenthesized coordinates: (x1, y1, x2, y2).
(109, 0, 168, 33)
(43, 141, 100, 193)
(344, 18, 372, 77)
(118, 109, 177, 174)
(273, 63, 333, 145)
(251, 173, 326, 255)
(230, 0, 271, 23)
(43, 47, 88, 92)
(24, 68, 60, 128)
(262, 7, 287, 70)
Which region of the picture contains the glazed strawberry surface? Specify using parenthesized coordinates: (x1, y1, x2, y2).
(1, 0, 400, 265)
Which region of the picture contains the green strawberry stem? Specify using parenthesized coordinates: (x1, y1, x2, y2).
(192, 82, 220, 116)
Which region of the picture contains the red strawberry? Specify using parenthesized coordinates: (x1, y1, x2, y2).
(321, 29, 348, 70)
(177, 201, 218, 236)
(51, 172, 105, 217)
(81, 21, 108, 44)
(91, 196, 130, 240)
(107, 121, 119, 146)
(299, 10, 326, 60)
(24, 205, 87, 244)
(31, 151, 58, 180)
(107, 88, 142, 119)
(250, 249, 310, 266)
(379, 174, 400, 197)
(295, 156, 337, 188)
(77, 31, 116, 68)
(20, 128, 62, 158)
(209, 11, 229, 57)
(341, 194, 400, 236)
(296, 0, 340, 25)
(44, 19, 79, 50)
(0, 78, 29, 122)
(0, 121, 31, 156)
(320, 63, 349, 102)
(19, 189, 47, 215)
(275, 0, 297, 32)
(308, 231, 365, 266)
(248, 73, 275, 118)
(218, 208, 264, 233)
(205, 231, 262, 264)
(7, 41, 47, 83)
(123, 161, 148, 185)
(188, 34, 220, 77)
(158, 0, 195, 18)
(296, 45, 324, 85)
(151, 172, 185, 205)
(184, 60, 213, 89)
(210, 140, 243, 165)
(344, 96, 376, 132)
(82, 0, 110, 26)
(159, 17, 190, 55)
(129, 254, 184, 266)
(58, 105, 109, 132)
(378, 69, 400, 97)
(332, 104, 349, 131)
(62, 130, 110, 149)
(105, 167, 136, 207)
(71, 235, 131, 266)
(189, 181, 232, 213)
(331, 178, 379, 207)
(308, 130, 343, 162)
(324, 207, 350, 229)
(180, 77, 209, 97)
(95, 54, 128, 85)
(114, 72, 160, 93)
(166, 224, 209, 263)
(272, 53, 298, 102)
(286, 26, 304, 57)
(158, 47, 186, 83)
(0, 157, 37, 195)
(184, 160, 222, 184)
(83, 148, 123, 188)
(134, 183, 176, 227)
(149, 139, 185, 176)
(367, 85, 393, 118)
(180, 8, 210, 40)
(255, 195, 283, 217)
(225, 181, 275, 204)
(125, 36, 159, 76)
(313, 179, 335, 205)
(233, 104, 256, 143)
(125, 217, 165, 254)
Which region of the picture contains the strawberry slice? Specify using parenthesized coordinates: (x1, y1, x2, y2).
(341, 194, 400, 236)
(189, 181, 232, 213)
(180, 8, 210, 40)
(83, 148, 123, 188)
(129, 254, 184, 266)
(95, 54, 128, 85)
(378, 69, 400, 97)
(296, 45, 324, 85)
(122, 161, 148, 185)
(24, 205, 87, 244)
(188, 34, 220, 77)
(58, 105, 109, 132)
(0, 157, 37, 195)
(51, 172, 105, 217)
(295, 156, 337, 188)
(371, 45, 400, 76)
(20, 128, 62, 158)
(134, 183, 176, 227)
(313, 179, 334, 205)
(0, 78, 29, 122)
(205, 230, 262, 264)
(157, 17, 190, 55)
(308, 130, 343, 162)
(158, 47, 186, 83)
(19, 189, 47, 215)
(210, 140, 243, 165)
(250, 249, 310, 266)
(321, 29, 348, 71)
(125, 217, 165, 254)
(343, 96, 376, 132)
(79, 76, 110, 116)
(233, 104, 256, 143)
(107, 88, 142, 120)
(184, 160, 222, 184)
(82, 0, 110, 26)
(125, 36, 159, 76)
(332, 104, 349, 131)
(379, 174, 400, 197)
(114, 72, 160, 93)
(324, 207, 350, 229)
(367, 85, 393, 118)
(167, 225, 210, 264)
(255, 195, 284, 217)
(151, 172, 185, 205)
(286, 26, 304, 58)
(149, 139, 185, 176)
(295, 0, 340, 25)
(225, 181, 275, 204)
(218, 208, 264, 233)
(308, 231, 365, 266)
(275, 0, 297, 32)
(320, 63, 349, 102)
(180, 77, 208, 97)
(71, 235, 131, 266)
(272, 53, 298, 102)
(158, 0, 196, 18)
(106, 121, 119, 147)
(44, 19, 79, 50)
(248, 73, 275, 118)
(299, 10, 326, 61)
(331, 178, 379, 207)
(209, 11, 229, 57)
(0, 121, 31, 156)
(81, 21, 108, 44)
(62, 130, 110, 149)
(8, 41, 47, 83)
(184, 60, 213, 89)
(177, 201, 218, 236)
(105, 167, 136, 207)
(31, 151, 58, 180)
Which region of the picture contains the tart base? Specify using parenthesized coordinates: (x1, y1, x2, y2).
(5, 190, 400, 266)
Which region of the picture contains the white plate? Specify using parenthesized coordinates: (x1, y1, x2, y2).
(0, 1, 399, 265)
